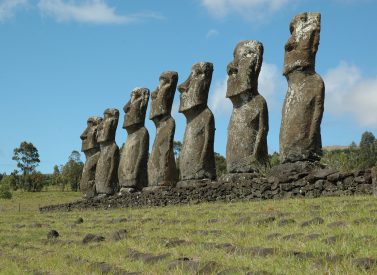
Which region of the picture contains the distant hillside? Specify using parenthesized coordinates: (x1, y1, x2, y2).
(323, 145, 350, 152)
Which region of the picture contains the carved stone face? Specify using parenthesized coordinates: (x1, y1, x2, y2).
(284, 12, 321, 76)
(227, 40, 263, 98)
(178, 62, 213, 113)
(123, 88, 150, 129)
(97, 108, 119, 143)
(80, 116, 102, 152)
(150, 71, 178, 120)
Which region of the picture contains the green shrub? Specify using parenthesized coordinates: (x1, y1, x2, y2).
(0, 178, 12, 199)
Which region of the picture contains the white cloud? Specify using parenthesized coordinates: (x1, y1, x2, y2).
(259, 63, 285, 107)
(209, 76, 232, 116)
(0, 0, 27, 21)
(38, 0, 162, 24)
(324, 61, 377, 127)
(206, 29, 219, 38)
(200, 0, 291, 21)
(171, 102, 180, 116)
(332, 0, 372, 3)
(209, 63, 283, 117)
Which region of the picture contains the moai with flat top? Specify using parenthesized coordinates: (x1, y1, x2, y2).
(223, 40, 269, 181)
(118, 88, 150, 192)
(177, 62, 216, 186)
(146, 72, 178, 190)
(95, 108, 120, 195)
(280, 12, 325, 164)
(80, 116, 102, 198)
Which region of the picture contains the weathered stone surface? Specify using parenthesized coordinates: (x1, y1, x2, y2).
(127, 249, 170, 264)
(111, 229, 127, 241)
(118, 88, 150, 191)
(47, 230, 59, 239)
(225, 40, 268, 174)
(82, 234, 105, 244)
(280, 12, 325, 163)
(74, 217, 84, 225)
(80, 116, 102, 198)
(95, 108, 120, 195)
(301, 217, 324, 227)
(269, 161, 322, 183)
(352, 257, 377, 270)
(41, 167, 376, 212)
(178, 62, 216, 182)
(147, 72, 178, 188)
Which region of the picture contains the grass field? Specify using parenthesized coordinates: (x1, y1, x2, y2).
(1, 192, 377, 274)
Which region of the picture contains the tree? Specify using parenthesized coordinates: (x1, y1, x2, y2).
(12, 141, 40, 191)
(173, 141, 182, 159)
(359, 131, 377, 169)
(8, 171, 20, 191)
(69, 150, 82, 163)
(29, 171, 45, 192)
(52, 165, 62, 187)
(62, 151, 84, 191)
(321, 132, 377, 171)
(214, 152, 227, 178)
(269, 152, 280, 167)
(0, 176, 12, 199)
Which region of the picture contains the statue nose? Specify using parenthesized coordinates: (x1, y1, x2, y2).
(178, 82, 188, 93)
(227, 63, 238, 75)
(151, 91, 158, 100)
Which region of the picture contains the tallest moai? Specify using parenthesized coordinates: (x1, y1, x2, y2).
(280, 12, 325, 164)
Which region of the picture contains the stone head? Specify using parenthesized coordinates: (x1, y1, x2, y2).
(97, 108, 119, 143)
(227, 40, 264, 98)
(178, 62, 213, 113)
(284, 12, 321, 76)
(150, 71, 178, 121)
(80, 116, 103, 152)
(123, 87, 150, 129)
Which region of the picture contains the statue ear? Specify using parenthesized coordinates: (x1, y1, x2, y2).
(311, 30, 320, 55)
(141, 92, 150, 109)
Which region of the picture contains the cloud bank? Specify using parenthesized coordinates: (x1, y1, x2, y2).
(0, 0, 27, 21)
(324, 62, 377, 128)
(200, 0, 291, 21)
(209, 63, 284, 117)
(38, 0, 162, 24)
(0, 0, 162, 24)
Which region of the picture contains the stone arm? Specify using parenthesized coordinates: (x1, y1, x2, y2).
(200, 110, 215, 165)
(309, 82, 325, 147)
(134, 130, 149, 179)
(105, 145, 119, 189)
(253, 99, 269, 160)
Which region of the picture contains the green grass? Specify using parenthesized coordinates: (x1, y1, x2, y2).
(1, 191, 377, 274)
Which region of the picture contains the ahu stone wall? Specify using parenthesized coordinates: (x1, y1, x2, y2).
(40, 167, 376, 212)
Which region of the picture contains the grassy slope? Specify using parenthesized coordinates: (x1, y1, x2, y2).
(1, 191, 377, 274)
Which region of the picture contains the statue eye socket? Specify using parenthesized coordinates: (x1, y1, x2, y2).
(285, 43, 295, 52)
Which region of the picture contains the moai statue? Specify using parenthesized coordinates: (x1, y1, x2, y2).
(146, 72, 178, 190)
(95, 108, 120, 195)
(80, 116, 102, 198)
(177, 62, 216, 186)
(118, 88, 150, 192)
(280, 12, 325, 164)
(224, 40, 269, 180)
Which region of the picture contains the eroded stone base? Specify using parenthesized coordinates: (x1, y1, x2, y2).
(40, 167, 376, 212)
(220, 173, 259, 183)
(176, 179, 213, 188)
(143, 186, 170, 192)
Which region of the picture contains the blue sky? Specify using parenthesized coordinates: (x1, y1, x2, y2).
(1, 0, 377, 174)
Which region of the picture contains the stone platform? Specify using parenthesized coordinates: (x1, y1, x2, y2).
(40, 166, 376, 212)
